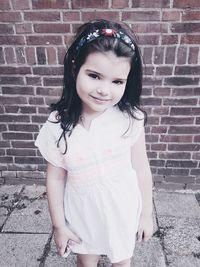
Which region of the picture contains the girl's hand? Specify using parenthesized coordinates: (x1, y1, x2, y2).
(53, 225, 82, 257)
(137, 214, 153, 242)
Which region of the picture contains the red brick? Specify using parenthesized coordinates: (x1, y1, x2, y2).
(168, 144, 200, 151)
(43, 77, 62, 86)
(0, 0, 11, 9)
(0, 47, 5, 63)
(156, 67, 173, 76)
(26, 36, 62, 45)
(159, 152, 191, 159)
(0, 157, 13, 164)
(181, 35, 200, 45)
(15, 157, 43, 164)
(25, 47, 36, 65)
(166, 160, 197, 168)
(112, 0, 129, 8)
(12, 141, 35, 148)
(171, 23, 200, 33)
(36, 87, 62, 96)
(175, 66, 200, 75)
(32, 115, 47, 123)
(170, 107, 200, 116)
(151, 144, 167, 151)
(0, 115, 30, 123)
(173, 0, 200, 8)
(196, 117, 200, 124)
(122, 11, 160, 21)
(2, 86, 34, 95)
(146, 116, 159, 125)
(188, 47, 199, 64)
(164, 77, 199, 86)
(154, 47, 164, 64)
(7, 149, 36, 156)
(163, 98, 197, 106)
(15, 23, 32, 34)
(0, 67, 31, 75)
(153, 87, 170, 97)
(144, 66, 154, 76)
(143, 47, 153, 64)
(132, 0, 169, 7)
(162, 11, 180, 21)
(142, 88, 152, 96)
(12, 0, 30, 9)
(138, 35, 159, 45)
(47, 47, 57, 65)
(152, 107, 169, 116)
(146, 134, 159, 143)
(0, 24, 14, 34)
(142, 97, 162, 106)
(63, 11, 80, 21)
(82, 11, 119, 22)
(165, 47, 176, 64)
(152, 126, 168, 134)
(192, 153, 200, 160)
(0, 35, 25, 45)
(38, 107, 49, 114)
(169, 126, 200, 134)
(16, 47, 26, 64)
(177, 46, 187, 64)
(33, 67, 62, 76)
(0, 76, 24, 85)
(165, 176, 195, 184)
(0, 12, 22, 22)
(26, 76, 42, 85)
(5, 106, 36, 114)
(172, 88, 195, 97)
(161, 35, 178, 45)
(0, 96, 28, 105)
(161, 116, 194, 125)
(150, 160, 165, 167)
(36, 47, 46, 65)
(34, 23, 70, 33)
(24, 11, 60, 21)
(182, 11, 200, 21)
(134, 23, 168, 34)
(29, 97, 44, 105)
(32, 0, 69, 9)
(72, 0, 108, 8)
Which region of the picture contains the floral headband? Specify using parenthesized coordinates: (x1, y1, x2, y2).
(75, 28, 135, 52)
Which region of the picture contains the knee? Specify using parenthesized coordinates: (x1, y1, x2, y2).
(77, 254, 100, 267)
(112, 258, 131, 266)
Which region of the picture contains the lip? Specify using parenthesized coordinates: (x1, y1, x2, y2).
(90, 96, 111, 102)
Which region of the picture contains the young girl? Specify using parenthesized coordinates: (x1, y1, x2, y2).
(35, 19, 153, 267)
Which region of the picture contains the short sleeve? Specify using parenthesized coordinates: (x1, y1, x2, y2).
(35, 112, 66, 169)
(130, 109, 145, 146)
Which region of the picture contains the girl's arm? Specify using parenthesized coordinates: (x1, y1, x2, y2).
(46, 163, 81, 256)
(131, 128, 153, 241)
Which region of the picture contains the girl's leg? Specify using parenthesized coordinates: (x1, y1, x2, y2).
(112, 258, 131, 267)
(77, 254, 101, 267)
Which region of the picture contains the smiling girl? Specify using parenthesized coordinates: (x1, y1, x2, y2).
(35, 19, 153, 267)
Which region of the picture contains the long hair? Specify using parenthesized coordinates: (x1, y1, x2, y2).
(50, 19, 146, 153)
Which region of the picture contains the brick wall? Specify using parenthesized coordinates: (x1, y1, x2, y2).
(0, 0, 200, 190)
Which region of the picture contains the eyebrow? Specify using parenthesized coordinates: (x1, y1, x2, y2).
(85, 69, 127, 81)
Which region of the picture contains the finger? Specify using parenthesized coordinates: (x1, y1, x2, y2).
(69, 233, 82, 244)
(58, 245, 66, 257)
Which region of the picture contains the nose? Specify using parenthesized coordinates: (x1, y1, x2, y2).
(96, 82, 109, 96)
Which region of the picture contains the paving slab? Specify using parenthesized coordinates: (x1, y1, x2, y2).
(157, 216, 200, 265)
(0, 233, 49, 267)
(154, 191, 200, 218)
(132, 237, 166, 267)
(0, 185, 23, 208)
(167, 254, 200, 267)
(21, 184, 46, 199)
(2, 199, 52, 233)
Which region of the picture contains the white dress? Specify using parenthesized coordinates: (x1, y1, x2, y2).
(35, 106, 144, 263)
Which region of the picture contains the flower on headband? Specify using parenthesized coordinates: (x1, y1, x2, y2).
(86, 30, 99, 40)
(102, 28, 117, 37)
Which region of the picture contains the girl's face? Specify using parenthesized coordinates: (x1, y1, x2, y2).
(76, 51, 131, 117)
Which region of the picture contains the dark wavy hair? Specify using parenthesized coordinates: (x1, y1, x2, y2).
(50, 19, 146, 153)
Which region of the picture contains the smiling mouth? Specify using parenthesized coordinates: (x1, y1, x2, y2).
(91, 96, 111, 102)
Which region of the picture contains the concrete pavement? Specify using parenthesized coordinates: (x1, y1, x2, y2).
(0, 184, 200, 267)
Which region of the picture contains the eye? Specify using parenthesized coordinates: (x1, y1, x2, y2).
(88, 73, 100, 80)
(113, 80, 124, 85)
